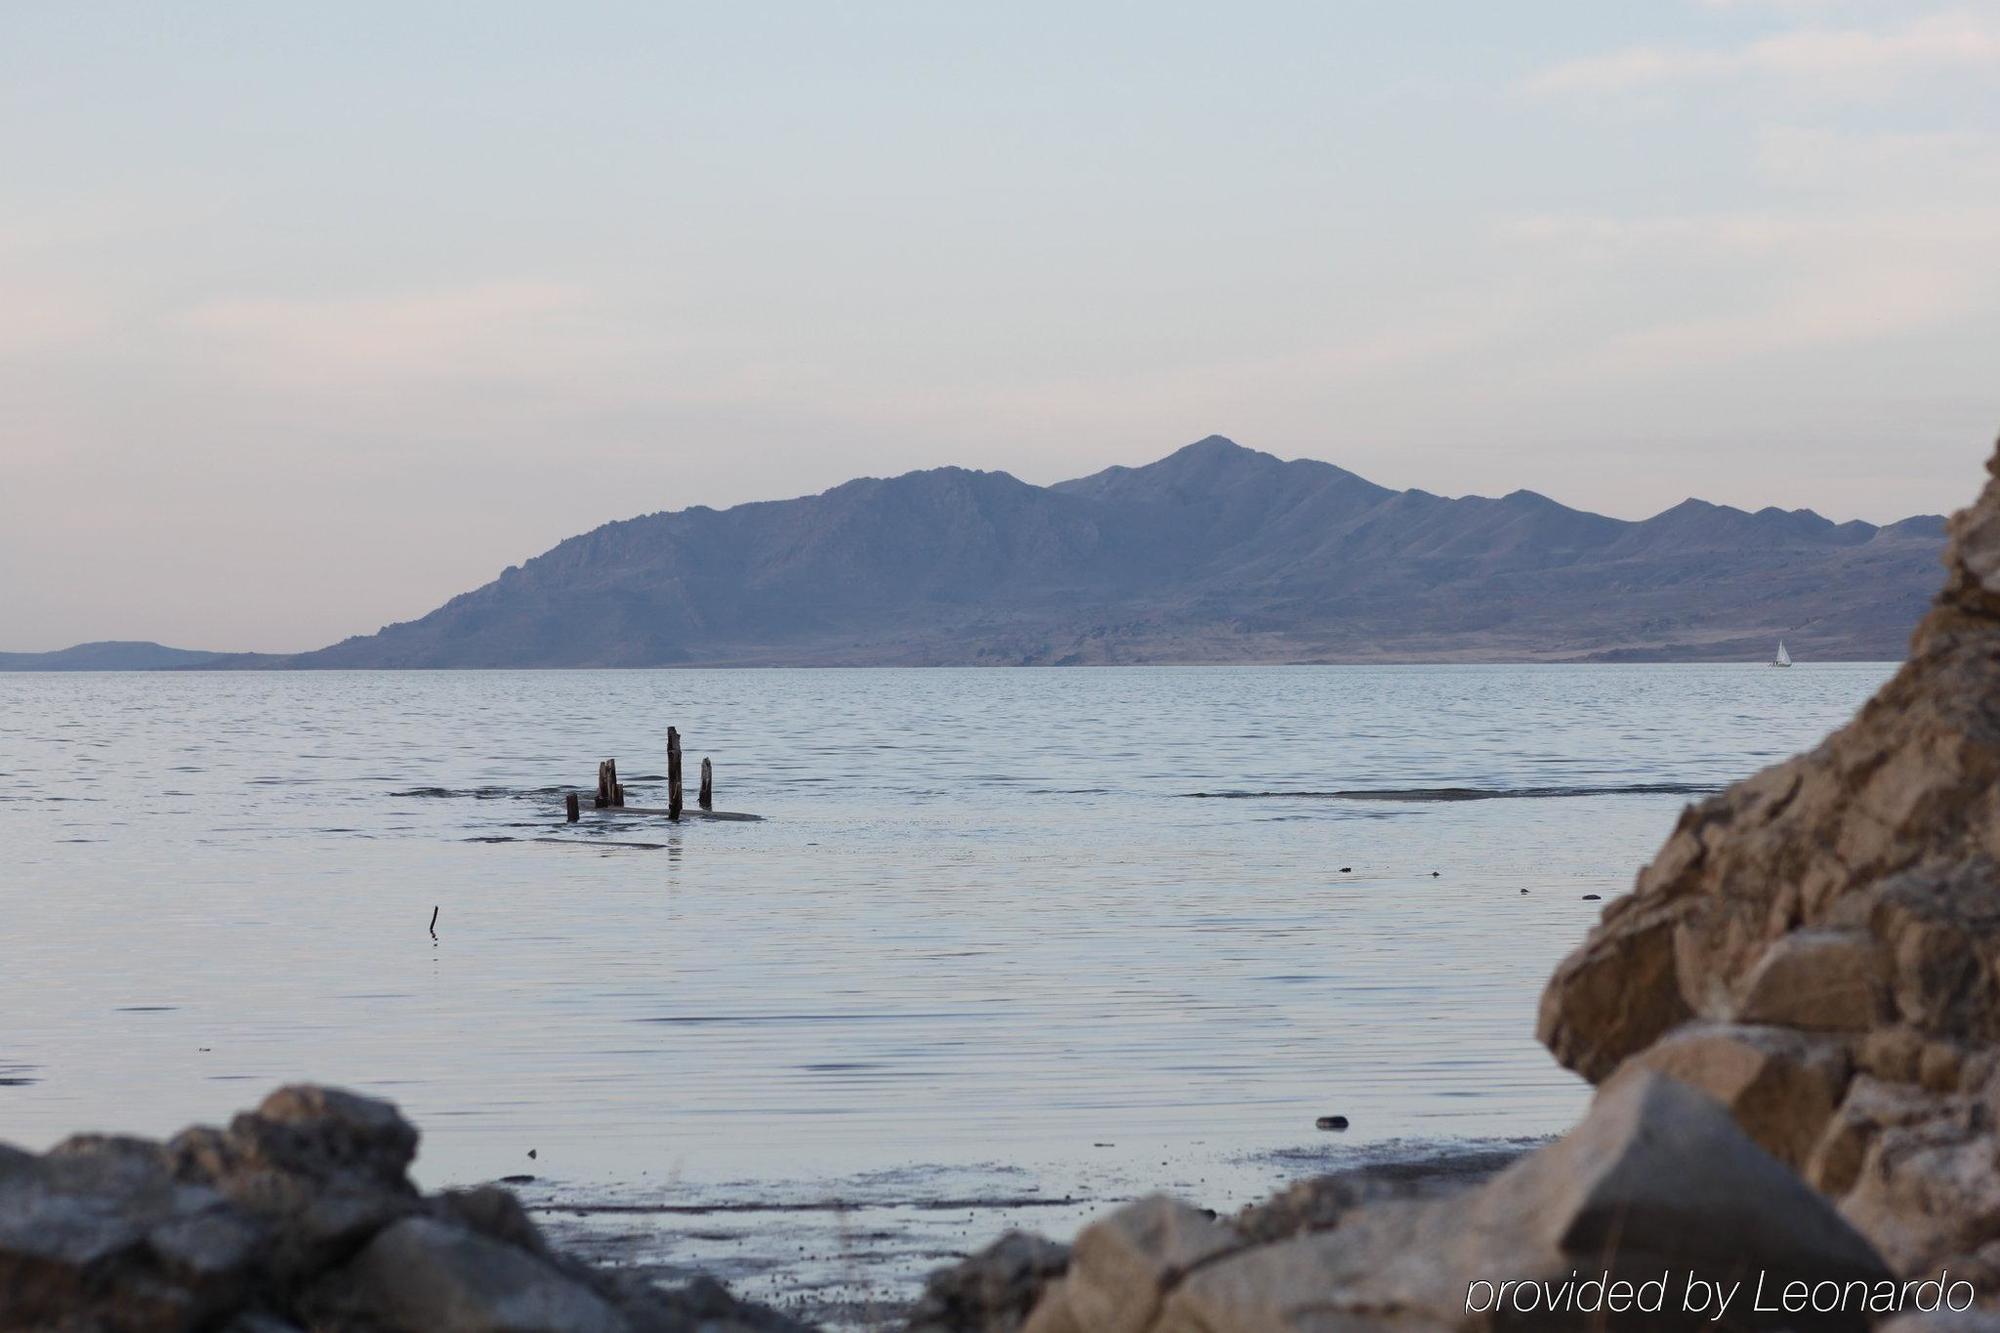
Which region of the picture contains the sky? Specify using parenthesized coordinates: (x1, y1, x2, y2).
(3, 2, 1998, 652)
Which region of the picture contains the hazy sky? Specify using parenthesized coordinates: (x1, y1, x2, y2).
(4, 2, 1998, 651)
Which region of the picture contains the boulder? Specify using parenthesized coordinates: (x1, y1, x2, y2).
(323, 1215, 629, 1333)
(1025, 1197, 1242, 1333)
(1231, 1147, 1525, 1247)
(1617, 1022, 1849, 1169)
(1840, 1106, 2000, 1277)
(1804, 1075, 1960, 1197)
(1733, 930, 1891, 1031)
(904, 1231, 1070, 1333)
(0, 1132, 249, 1332)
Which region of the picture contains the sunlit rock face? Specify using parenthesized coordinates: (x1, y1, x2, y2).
(1541, 433, 2000, 1284)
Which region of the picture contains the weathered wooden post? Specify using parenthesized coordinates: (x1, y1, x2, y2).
(597, 758, 621, 808)
(699, 757, 713, 811)
(667, 727, 683, 821)
(565, 792, 580, 823)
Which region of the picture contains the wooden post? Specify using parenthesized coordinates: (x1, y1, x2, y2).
(596, 760, 611, 808)
(565, 792, 580, 823)
(699, 757, 713, 811)
(667, 727, 683, 821)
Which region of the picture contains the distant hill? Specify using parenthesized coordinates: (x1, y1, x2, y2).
(229, 436, 1945, 668)
(0, 641, 245, 671)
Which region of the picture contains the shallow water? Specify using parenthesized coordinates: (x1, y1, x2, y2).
(0, 664, 1891, 1314)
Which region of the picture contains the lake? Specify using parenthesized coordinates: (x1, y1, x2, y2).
(0, 664, 1892, 1317)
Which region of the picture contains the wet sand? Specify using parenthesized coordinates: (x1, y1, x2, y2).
(529, 1138, 1544, 1328)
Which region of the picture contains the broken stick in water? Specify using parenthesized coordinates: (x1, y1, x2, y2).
(428, 906, 438, 940)
(667, 727, 683, 821)
(699, 757, 713, 811)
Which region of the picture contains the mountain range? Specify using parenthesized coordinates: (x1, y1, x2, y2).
(5, 437, 1949, 668)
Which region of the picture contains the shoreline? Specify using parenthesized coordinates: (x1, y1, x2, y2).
(526, 1137, 1543, 1328)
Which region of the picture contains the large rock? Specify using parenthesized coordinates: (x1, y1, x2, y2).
(0, 1086, 810, 1333)
(322, 1215, 628, 1333)
(905, 1231, 1070, 1333)
(1159, 1072, 1887, 1332)
(0, 1132, 252, 1333)
(1538, 431, 2000, 1280)
(1023, 1198, 1242, 1333)
(1619, 1022, 1850, 1169)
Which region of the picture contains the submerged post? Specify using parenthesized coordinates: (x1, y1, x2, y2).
(565, 792, 580, 823)
(668, 727, 683, 821)
(597, 758, 621, 809)
(699, 757, 713, 811)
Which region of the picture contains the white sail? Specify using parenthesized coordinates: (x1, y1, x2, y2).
(1775, 640, 1792, 667)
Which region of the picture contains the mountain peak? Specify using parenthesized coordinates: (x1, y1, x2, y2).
(1180, 433, 1249, 453)
(1161, 434, 1273, 468)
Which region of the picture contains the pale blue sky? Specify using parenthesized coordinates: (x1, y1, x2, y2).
(4, 2, 1997, 650)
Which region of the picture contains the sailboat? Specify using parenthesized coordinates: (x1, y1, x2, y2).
(1772, 640, 1792, 668)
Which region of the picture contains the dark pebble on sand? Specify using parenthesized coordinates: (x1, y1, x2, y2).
(1339, 867, 1352, 873)
(1582, 893, 1602, 900)
(1315, 1115, 1350, 1131)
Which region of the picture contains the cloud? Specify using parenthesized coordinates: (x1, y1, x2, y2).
(1523, 10, 2000, 96)
(1754, 124, 2000, 190)
(1502, 205, 2000, 374)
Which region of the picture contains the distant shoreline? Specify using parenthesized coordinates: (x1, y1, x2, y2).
(0, 644, 1908, 672)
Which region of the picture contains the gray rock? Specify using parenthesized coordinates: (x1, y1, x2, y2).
(435, 1185, 551, 1257)
(905, 1230, 1069, 1333)
(327, 1215, 629, 1333)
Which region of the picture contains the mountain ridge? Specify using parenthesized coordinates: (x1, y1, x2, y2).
(0, 641, 272, 672)
(3, 437, 1950, 668)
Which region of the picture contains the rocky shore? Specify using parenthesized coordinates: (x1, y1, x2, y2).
(0, 1084, 807, 1332)
(9, 435, 1999, 1332)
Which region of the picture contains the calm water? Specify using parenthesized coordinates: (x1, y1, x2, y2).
(0, 665, 1889, 1314)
